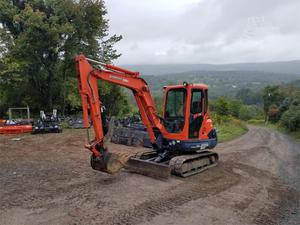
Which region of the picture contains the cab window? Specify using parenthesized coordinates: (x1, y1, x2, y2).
(204, 89, 208, 114)
(191, 89, 203, 114)
(165, 89, 186, 118)
(164, 88, 186, 133)
(189, 89, 204, 138)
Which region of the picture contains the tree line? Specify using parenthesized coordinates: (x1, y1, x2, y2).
(1, 1, 299, 135)
(0, 0, 130, 117)
(209, 81, 300, 132)
(263, 82, 300, 132)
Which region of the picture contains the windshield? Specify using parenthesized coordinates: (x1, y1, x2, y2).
(165, 88, 186, 118)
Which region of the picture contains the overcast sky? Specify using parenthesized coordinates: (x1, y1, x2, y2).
(105, 0, 300, 65)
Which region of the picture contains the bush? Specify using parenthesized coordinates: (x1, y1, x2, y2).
(210, 113, 230, 125)
(213, 115, 248, 142)
(212, 96, 263, 121)
(239, 105, 264, 121)
(230, 117, 248, 131)
(280, 105, 300, 132)
(239, 105, 251, 121)
(228, 100, 242, 118)
(215, 97, 229, 116)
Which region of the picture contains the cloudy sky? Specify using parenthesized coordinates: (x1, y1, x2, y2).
(105, 0, 300, 64)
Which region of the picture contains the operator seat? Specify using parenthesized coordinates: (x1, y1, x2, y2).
(189, 101, 203, 138)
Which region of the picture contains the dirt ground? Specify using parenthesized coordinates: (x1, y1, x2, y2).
(0, 126, 299, 225)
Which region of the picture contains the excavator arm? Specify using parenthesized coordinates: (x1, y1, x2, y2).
(76, 54, 165, 173)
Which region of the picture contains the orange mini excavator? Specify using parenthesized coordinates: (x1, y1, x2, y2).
(76, 55, 218, 178)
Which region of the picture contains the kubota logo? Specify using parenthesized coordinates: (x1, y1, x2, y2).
(109, 75, 128, 83)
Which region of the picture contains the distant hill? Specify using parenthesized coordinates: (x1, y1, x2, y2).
(123, 60, 300, 75)
(142, 70, 300, 99)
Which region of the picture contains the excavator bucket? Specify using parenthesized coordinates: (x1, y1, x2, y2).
(90, 151, 131, 174)
(90, 117, 132, 174)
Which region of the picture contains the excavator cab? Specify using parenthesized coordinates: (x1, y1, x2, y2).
(162, 83, 216, 150)
(163, 85, 207, 137)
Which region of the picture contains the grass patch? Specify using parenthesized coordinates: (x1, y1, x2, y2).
(213, 116, 248, 142)
(247, 119, 265, 126)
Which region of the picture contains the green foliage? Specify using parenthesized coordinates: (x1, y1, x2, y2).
(247, 118, 265, 125)
(99, 83, 132, 117)
(210, 112, 230, 125)
(214, 97, 229, 116)
(280, 103, 300, 132)
(210, 113, 248, 142)
(262, 85, 285, 121)
(261, 81, 300, 134)
(211, 96, 263, 121)
(153, 95, 164, 115)
(0, 0, 128, 117)
(64, 77, 82, 113)
(235, 88, 262, 105)
(227, 99, 242, 117)
(239, 105, 264, 121)
(238, 105, 251, 121)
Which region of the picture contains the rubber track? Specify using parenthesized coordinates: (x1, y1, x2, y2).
(170, 151, 219, 177)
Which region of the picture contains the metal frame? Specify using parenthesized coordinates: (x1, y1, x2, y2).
(8, 106, 30, 123)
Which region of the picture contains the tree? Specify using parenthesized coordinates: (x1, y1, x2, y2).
(268, 104, 280, 122)
(153, 95, 164, 115)
(0, 0, 127, 117)
(215, 97, 229, 116)
(262, 85, 284, 122)
(280, 103, 300, 132)
(228, 99, 242, 118)
(99, 83, 132, 117)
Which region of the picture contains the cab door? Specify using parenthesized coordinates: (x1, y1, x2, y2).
(163, 88, 187, 134)
(189, 89, 204, 138)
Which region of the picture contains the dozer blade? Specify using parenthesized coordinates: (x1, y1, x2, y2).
(125, 157, 171, 179)
(91, 152, 131, 174)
